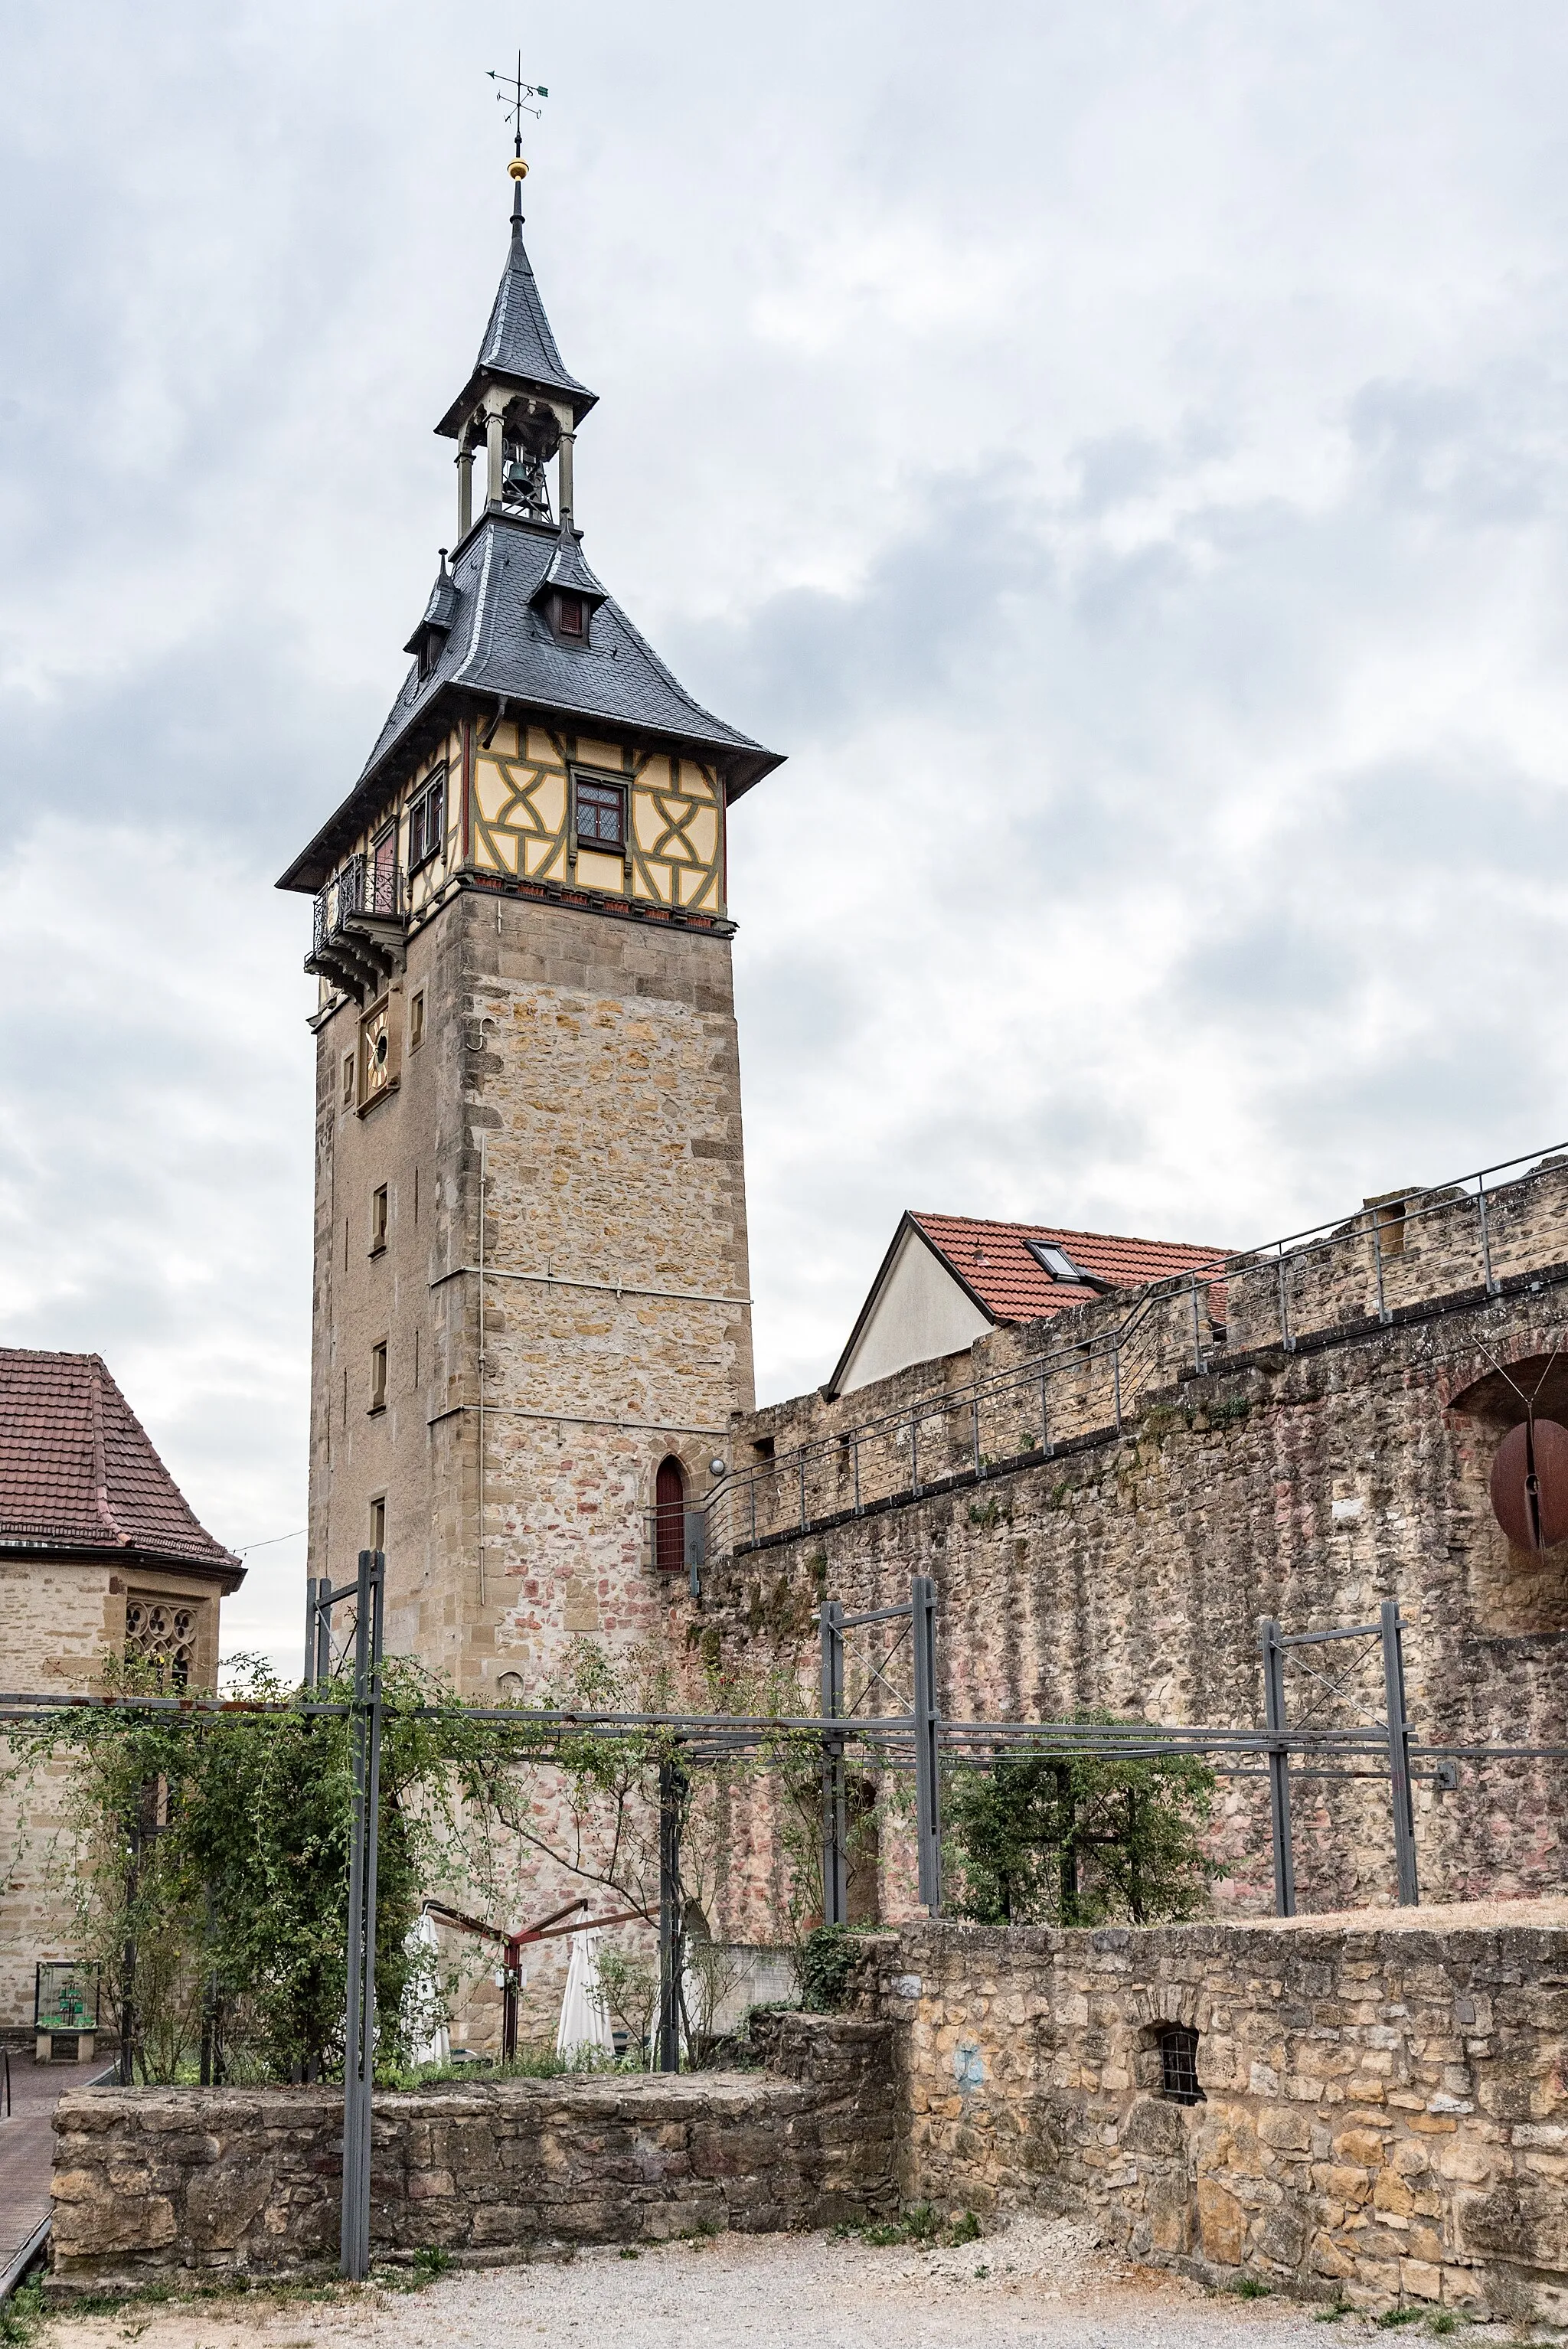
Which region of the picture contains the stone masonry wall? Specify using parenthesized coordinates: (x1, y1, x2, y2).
(865, 1906, 1568, 2328)
(49, 2014, 895, 2289)
(309, 883, 756, 2044)
(702, 1158, 1568, 1930)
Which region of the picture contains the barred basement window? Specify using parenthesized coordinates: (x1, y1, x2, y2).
(1159, 2025, 1204, 2105)
(126, 1596, 201, 1689)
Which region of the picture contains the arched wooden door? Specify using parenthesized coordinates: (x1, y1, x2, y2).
(655, 1455, 686, 1573)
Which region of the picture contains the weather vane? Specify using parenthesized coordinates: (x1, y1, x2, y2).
(487, 54, 548, 168)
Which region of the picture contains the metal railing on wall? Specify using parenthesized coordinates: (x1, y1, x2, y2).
(695, 1141, 1568, 1564)
(5, 1573, 1566, 2282)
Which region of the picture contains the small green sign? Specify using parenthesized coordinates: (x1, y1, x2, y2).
(35, 1961, 99, 2034)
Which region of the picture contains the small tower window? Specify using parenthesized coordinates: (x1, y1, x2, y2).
(1159, 2025, 1204, 2105)
(654, 1455, 686, 1573)
(409, 769, 446, 872)
(369, 1341, 388, 1414)
(369, 1186, 389, 1255)
(409, 988, 426, 1052)
(575, 776, 626, 851)
(556, 592, 586, 639)
(369, 1496, 386, 1553)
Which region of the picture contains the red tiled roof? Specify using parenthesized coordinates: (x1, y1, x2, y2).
(909, 1213, 1231, 1326)
(0, 1348, 240, 1573)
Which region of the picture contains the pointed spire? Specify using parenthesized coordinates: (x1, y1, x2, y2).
(434, 182, 596, 439)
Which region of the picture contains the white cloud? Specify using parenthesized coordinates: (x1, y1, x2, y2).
(5, 0, 1568, 1662)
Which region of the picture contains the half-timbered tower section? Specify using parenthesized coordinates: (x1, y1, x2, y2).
(278, 167, 782, 1699)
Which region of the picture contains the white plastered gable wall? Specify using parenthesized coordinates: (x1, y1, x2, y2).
(835, 1224, 991, 1395)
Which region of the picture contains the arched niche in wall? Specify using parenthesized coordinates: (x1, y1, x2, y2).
(1447, 1352, 1568, 1635)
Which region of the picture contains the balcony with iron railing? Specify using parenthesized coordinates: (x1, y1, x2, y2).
(307, 851, 406, 1005)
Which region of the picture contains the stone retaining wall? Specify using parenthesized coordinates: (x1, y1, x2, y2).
(867, 1907, 1568, 2329)
(49, 2014, 896, 2290)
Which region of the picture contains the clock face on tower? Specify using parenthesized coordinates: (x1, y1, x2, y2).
(358, 995, 398, 1111)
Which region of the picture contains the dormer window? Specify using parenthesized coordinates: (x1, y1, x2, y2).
(554, 591, 586, 642)
(1024, 1239, 1114, 1292)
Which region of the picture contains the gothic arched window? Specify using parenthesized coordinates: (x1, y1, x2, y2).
(655, 1455, 686, 1574)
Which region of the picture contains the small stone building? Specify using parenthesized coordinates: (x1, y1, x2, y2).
(0, 1348, 243, 2037)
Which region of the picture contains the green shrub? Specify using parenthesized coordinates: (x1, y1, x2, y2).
(946, 1723, 1222, 1927)
(799, 1923, 861, 2011)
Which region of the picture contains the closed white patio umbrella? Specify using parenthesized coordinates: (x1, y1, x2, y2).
(555, 1927, 615, 2062)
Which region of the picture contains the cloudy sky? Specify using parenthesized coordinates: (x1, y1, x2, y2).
(5, 1, 1568, 1671)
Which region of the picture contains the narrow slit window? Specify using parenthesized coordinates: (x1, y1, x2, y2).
(409, 988, 426, 1051)
(369, 1185, 388, 1255)
(369, 1341, 388, 1413)
(369, 1496, 386, 1553)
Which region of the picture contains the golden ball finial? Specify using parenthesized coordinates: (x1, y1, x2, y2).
(508, 157, 529, 181)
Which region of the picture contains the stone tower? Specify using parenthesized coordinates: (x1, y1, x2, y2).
(278, 164, 782, 1696)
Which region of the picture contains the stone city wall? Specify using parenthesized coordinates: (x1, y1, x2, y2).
(48, 2013, 896, 2290)
(703, 1157, 1568, 1930)
(864, 1906, 1568, 2328)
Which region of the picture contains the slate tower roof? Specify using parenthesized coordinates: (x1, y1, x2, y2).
(434, 181, 597, 436)
(279, 178, 781, 897)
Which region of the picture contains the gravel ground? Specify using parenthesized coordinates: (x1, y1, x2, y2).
(37, 2220, 1447, 2349)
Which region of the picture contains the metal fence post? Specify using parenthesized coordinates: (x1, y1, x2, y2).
(658, 1756, 684, 2073)
(339, 1547, 384, 2282)
(911, 1575, 941, 1914)
(1371, 1209, 1389, 1325)
(820, 1601, 848, 1926)
(1380, 1599, 1419, 1906)
(302, 1576, 318, 1690)
(1259, 1616, 1295, 1918)
(315, 1577, 334, 1689)
(1477, 1175, 1498, 1296)
(1276, 1247, 1294, 1353)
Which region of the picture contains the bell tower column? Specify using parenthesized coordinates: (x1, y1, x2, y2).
(483, 394, 507, 510)
(456, 433, 475, 538)
(557, 420, 576, 528)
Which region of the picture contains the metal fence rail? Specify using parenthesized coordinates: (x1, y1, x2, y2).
(690, 1142, 1568, 1566)
(9, 1573, 1568, 2281)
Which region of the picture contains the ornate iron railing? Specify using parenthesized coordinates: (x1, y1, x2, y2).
(312, 852, 401, 956)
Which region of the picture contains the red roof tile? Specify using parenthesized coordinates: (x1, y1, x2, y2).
(909, 1213, 1230, 1326)
(0, 1348, 240, 1573)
